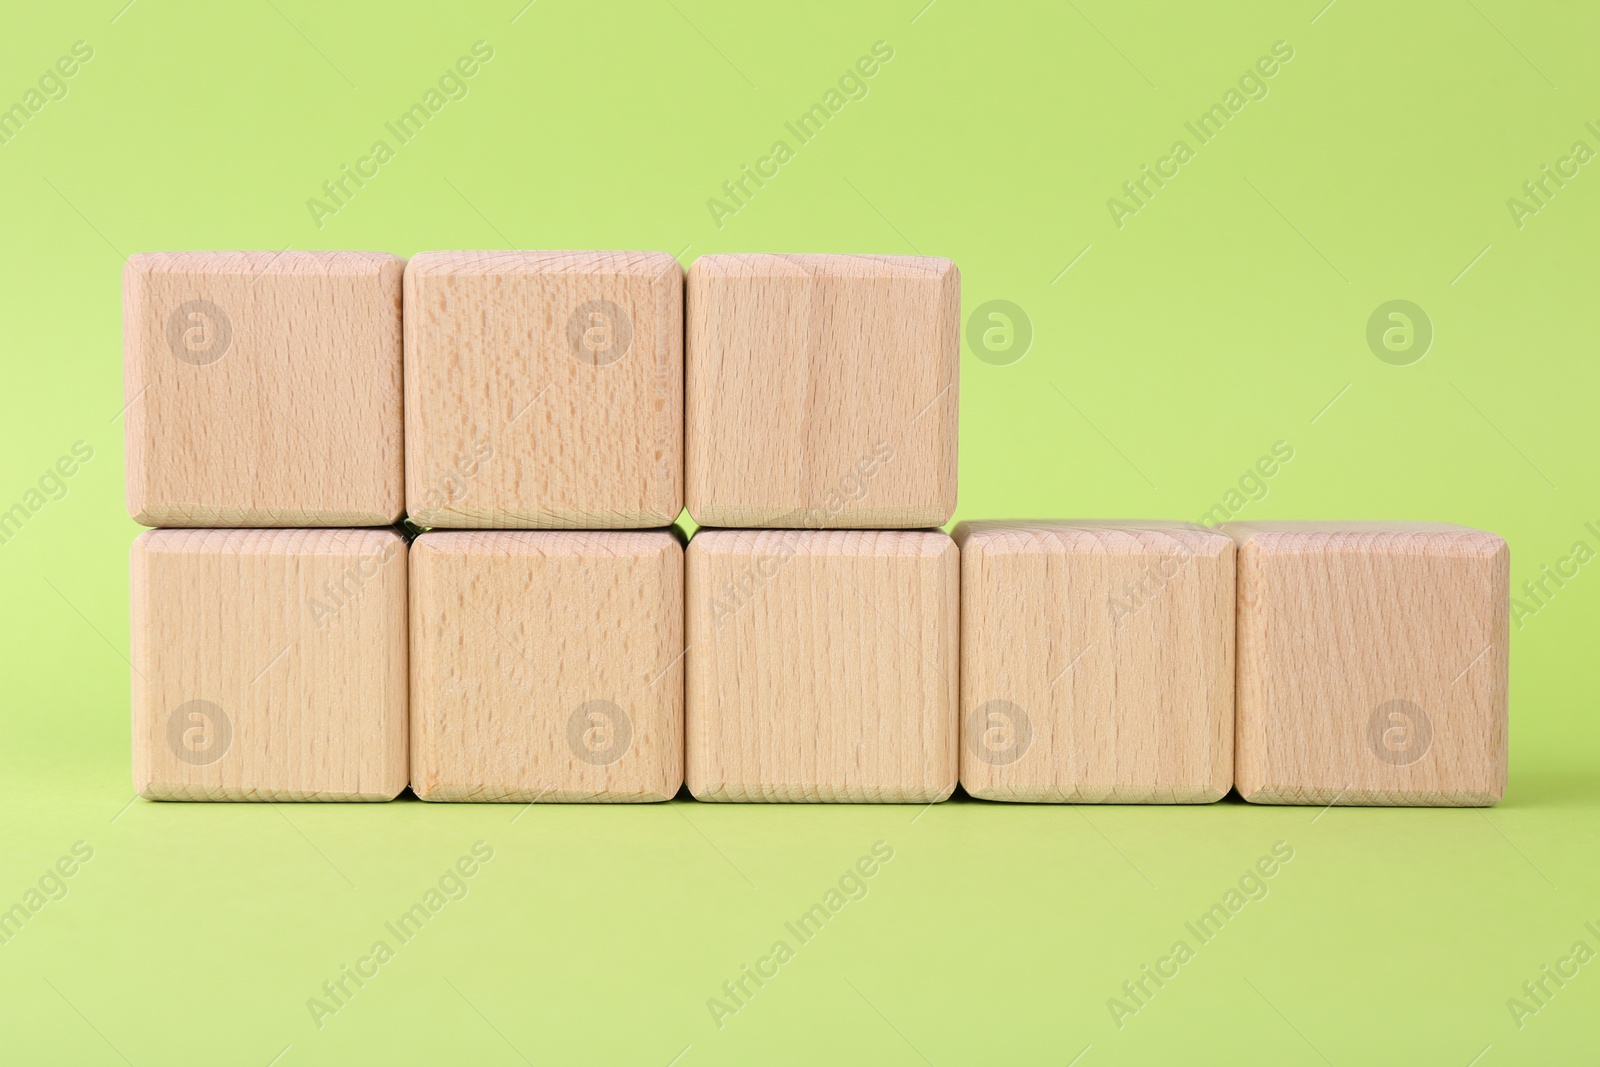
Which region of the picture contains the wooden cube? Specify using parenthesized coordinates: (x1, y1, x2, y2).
(123, 251, 404, 527)
(1223, 522, 1509, 806)
(130, 529, 408, 800)
(404, 251, 683, 528)
(686, 254, 959, 528)
(685, 530, 958, 802)
(408, 531, 683, 801)
(955, 521, 1234, 803)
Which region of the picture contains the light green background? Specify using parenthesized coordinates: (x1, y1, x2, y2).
(2, 1, 1596, 1063)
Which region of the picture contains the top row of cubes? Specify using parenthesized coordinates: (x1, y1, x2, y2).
(123, 251, 960, 530)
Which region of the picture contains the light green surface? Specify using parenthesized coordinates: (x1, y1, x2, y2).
(2, 1, 1596, 1063)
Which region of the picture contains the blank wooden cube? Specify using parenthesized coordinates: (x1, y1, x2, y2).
(123, 251, 404, 527)
(955, 521, 1234, 803)
(404, 251, 683, 528)
(686, 254, 958, 528)
(131, 529, 408, 800)
(409, 531, 683, 801)
(1223, 522, 1509, 806)
(686, 530, 958, 802)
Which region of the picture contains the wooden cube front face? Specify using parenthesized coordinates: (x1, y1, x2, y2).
(404, 251, 683, 528)
(686, 254, 959, 528)
(123, 252, 404, 527)
(686, 530, 959, 802)
(1225, 523, 1509, 806)
(409, 531, 683, 802)
(131, 529, 408, 801)
(956, 522, 1235, 803)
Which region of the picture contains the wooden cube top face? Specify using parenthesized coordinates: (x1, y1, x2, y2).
(404, 251, 683, 528)
(1222, 522, 1509, 806)
(685, 529, 959, 801)
(130, 528, 408, 800)
(954, 521, 1235, 803)
(408, 530, 684, 801)
(686, 254, 958, 528)
(123, 252, 404, 527)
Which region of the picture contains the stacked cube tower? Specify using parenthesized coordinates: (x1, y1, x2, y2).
(123, 251, 1509, 806)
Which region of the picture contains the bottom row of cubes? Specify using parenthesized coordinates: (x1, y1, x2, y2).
(129, 521, 1509, 806)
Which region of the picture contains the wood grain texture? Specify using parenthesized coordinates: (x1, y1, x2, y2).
(685, 254, 958, 528)
(404, 251, 683, 528)
(123, 251, 404, 527)
(685, 529, 958, 802)
(409, 531, 683, 802)
(130, 528, 408, 801)
(955, 521, 1235, 803)
(1222, 521, 1509, 806)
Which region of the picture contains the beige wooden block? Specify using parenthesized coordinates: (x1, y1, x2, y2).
(686, 529, 958, 802)
(404, 251, 683, 528)
(409, 531, 683, 801)
(123, 251, 404, 527)
(955, 521, 1234, 803)
(1223, 522, 1509, 806)
(686, 254, 958, 528)
(130, 528, 408, 801)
